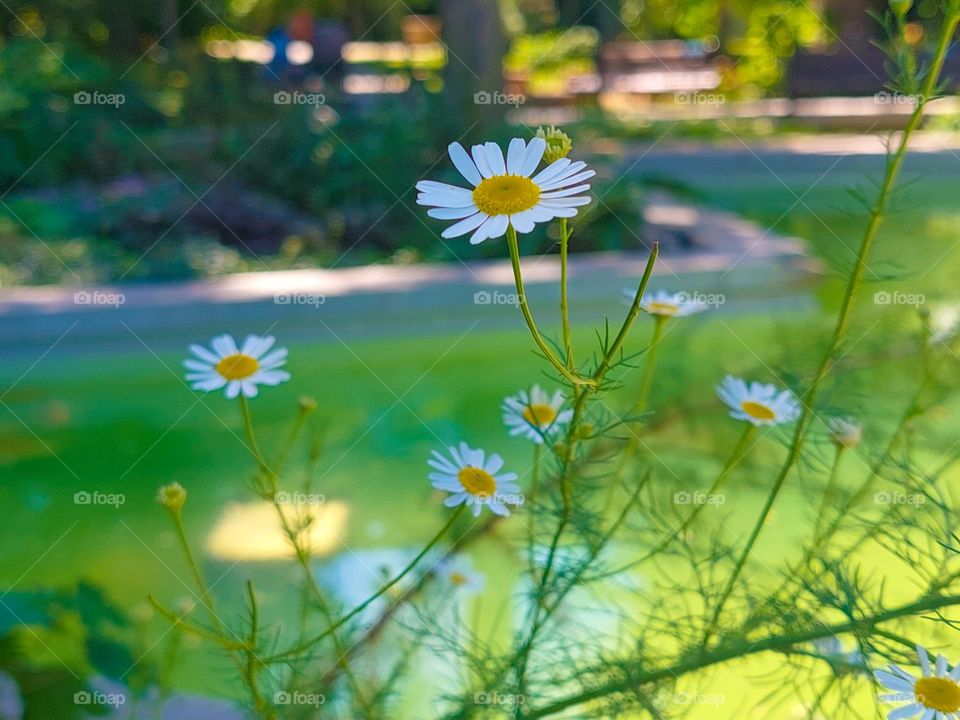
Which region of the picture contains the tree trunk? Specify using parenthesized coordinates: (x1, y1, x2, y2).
(439, 0, 507, 135)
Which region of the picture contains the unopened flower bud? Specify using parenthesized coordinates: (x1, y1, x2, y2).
(889, 0, 913, 17)
(157, 482, 187, 514)
(536, 125, 573, 163)
(827, 418, 862, 449)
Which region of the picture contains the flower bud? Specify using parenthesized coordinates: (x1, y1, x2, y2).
(157, 482, 187, 514)
(827, 418, 862, 449)
(298, 396, 318, 413)
(889, 0, 913, 17)
(536, 125, 573, 163)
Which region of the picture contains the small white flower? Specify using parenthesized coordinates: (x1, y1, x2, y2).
(716, 375, 800, 426)
(875, 645, 960, 719)
(502, 384, 573, 445)
(416, 138, 594, 245)
(428, 442, 520, 517)
(435, 555, 485, 595)
(828, 417, 862, 449)
(184, 334, 290, 399)
(623, 289, 710, 317)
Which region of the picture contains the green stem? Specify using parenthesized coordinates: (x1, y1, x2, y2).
(524, 593, 960, 718)
(559, 218, 573, 369)
(506, 226, 594, 387)
(239, 395, 273, 480)
(812, 445, 844, 542)
(698, 12, 960, 649)
(634, 315, 667, 414)
(592, 242, 660, 383)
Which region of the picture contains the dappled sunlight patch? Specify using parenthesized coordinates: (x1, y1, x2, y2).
(205, 500, 349, 561)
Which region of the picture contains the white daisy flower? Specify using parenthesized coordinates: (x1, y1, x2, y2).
(875, 645, 960, 719)
(416, 138, 595, 245)
(716, 375, 801, 426)
(502, 384, 573, 445)
(622, 289, 710, 317)
(828, 417, 862, 449)
(428, 442, 521, 517)
(184, 334, 290, 399)
(435, 555, 485, 595)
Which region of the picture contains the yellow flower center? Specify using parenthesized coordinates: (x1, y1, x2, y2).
(216, 353, 260, 381)
(472, 175, 541, 216)
(741, 400, 776, 421)
(523, 403, 558, 428)
(647, 302, 680, 316)
(916, 676, 960, 713)
(458, 467, 496, 498)
(449, 571, 468, 586)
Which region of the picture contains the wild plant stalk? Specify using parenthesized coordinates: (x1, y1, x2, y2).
(505, 242, 659, 711)
(700, 5, 960, 648)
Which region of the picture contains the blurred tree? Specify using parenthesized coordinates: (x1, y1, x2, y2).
(439, 0, 506, 134)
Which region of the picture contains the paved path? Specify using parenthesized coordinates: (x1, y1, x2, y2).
(0, 192, 818, 365)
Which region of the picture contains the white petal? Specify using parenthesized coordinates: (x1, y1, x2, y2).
(188, 343, 220, 364)
(184, 359, 214, 372)
(539, 197, 591, 208)
(444, 493, 468, 507)
(540, 184, 591, 199)
(241, 380, 259, 398)
(483, 214, 509, 240)
(441, 212, 489, 239)
(510, 211, 536, 234)
(521, 137, 546, 176)
(242, 335, 275, 359)
(506, 138, 526, 175)
(428, 206, 481, 220)
(225, 381, 242, 399)
(211, 334, 238, 358)
(531, 158, 571, 185)
(471, 145, 493, 178)
(541, 169, 596, 191)
(449, 142, 482, 186)
(255, 370, 290, 385)
(468, 217, 496, 245)
(919, 646, 932, 677)
(484, 142, 506, 175)
(258, 348, 288, 369)
(191, 376, 228, 392)
(888, 706, 922, 720)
